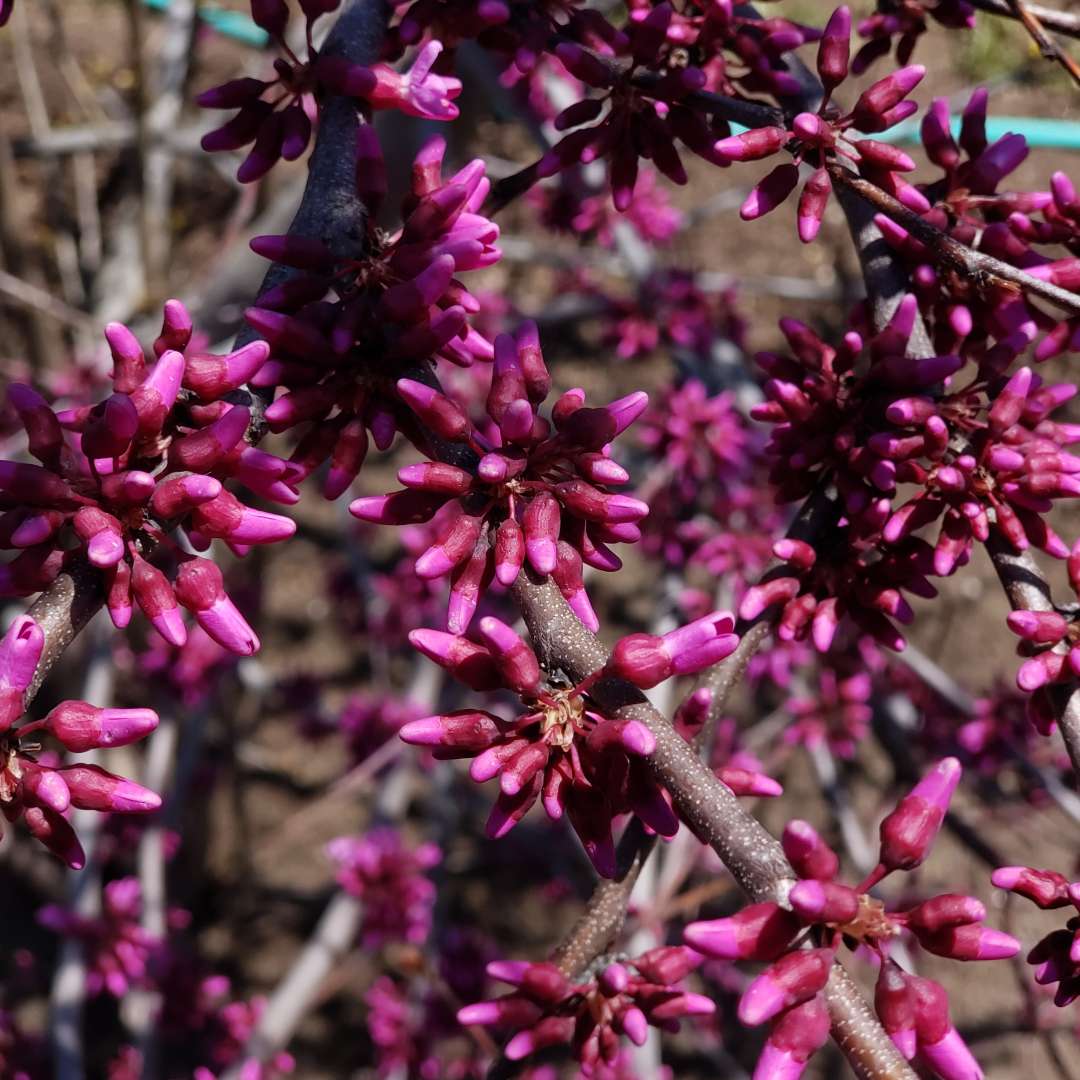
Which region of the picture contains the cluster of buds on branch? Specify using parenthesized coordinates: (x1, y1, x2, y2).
(685, 760, 1019, 1078)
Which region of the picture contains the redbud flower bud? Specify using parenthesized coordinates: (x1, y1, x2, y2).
(684, 903, 801, 962)
(878, 757, 960, 873)
(44, 702, 158, 752)
(755, 994, 831, 1079)
(738, 948, 834, 1025)
(782, 820, 840, 881)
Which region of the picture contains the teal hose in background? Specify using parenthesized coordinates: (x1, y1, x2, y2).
(876, 116, 1080, 151)
(141, 0, 269, 48)
(139, 1, 1080, 154)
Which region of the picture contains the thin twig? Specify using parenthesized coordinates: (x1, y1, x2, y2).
(968, 0, 1080, 41)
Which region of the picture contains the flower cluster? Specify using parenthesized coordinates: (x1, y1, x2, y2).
(326, 827, 440, 947)
(726, 7, 927, 242)
(744, 295, 1080, 652)
(402, 613, 737, 875)
(686, 759, 1019, 1079)
(199, 0, 460, 181)
(854, 0, 975, 72)
(0, 616, 160, 867)
(458, 947, 713, 1074)
(993, 865, 1080, 1006)
(3, 300, 295, 654)
(351, 325, 648, 632)
(878, 92, 1080, 352)
(37, 877, 185, 996)
(245, 130, 499, 499)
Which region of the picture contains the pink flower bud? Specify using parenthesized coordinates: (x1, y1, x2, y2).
(82, 393, 139, 460)
(131, 555, 186, 647)
(852, 65, 925, 126)
(350, 490, 448, 526)
(400, 710, 502, 752)
(24, 806, 84, 869)
(916, 924, 1020, 961)
(44, 702, 158, 752)
(716, 126, 788, 163)
(684, 902, 800, 962)
(991, 865, 1072, 909)
(741, 164, 800, 222)
(551, 541, 598, 631)
(408, 629, 502, 691)
(1006, 609, 1067, 644)
(875, 961, 917, 1059)
(781, 821, 840, 882)
(633, 946, 701, 985)
(817, 6, 851, 93)
(755, 995, 831, 1079)
(878, 757, 960, 872)
(57, 763, 161, 813)
(738, 948, 833, 1025)
(396, 378, 470, 441)
(174, 557, 260, 655)
(789, 880, 860, 924)
(523, 491, 560, 574)
(182, 341, 269, 401)
(477, 617, 541, 695)
(717, 766, 783, 797)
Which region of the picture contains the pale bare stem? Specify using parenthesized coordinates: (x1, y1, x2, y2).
(968, 0, 1080, 38)
(511, 570, 917, 1080)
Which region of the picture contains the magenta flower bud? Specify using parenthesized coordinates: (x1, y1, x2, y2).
(71, 507, 124, 568)
(57, 764, 161, 813)
(181, 341, 269, 402)
(81, 393, 139, 460)
(1006, 609, 1067, 644)
(773, 539, 817, 570)
(817, 5, 851, 92)
(477, 617, 541, 695)
(878, 757, 960, 872)
(523, 491, 560, 574)
(987, 366, 1033, 435)
(0, 616, 42, 718)
(556, 481, 648, 523)
(718, 764, 783, 798)
(608, 633, 670, 688)
(574, 453, 629, 486)
(494, 517, 525, 587)
(920, 1027, 983, 1080)
(504, 1017, 576, 1061)
(487, 333, 528, 422)
(916, 924, 1020, 961)
(741, 163, 800, 221)
(24, 807, 85, 869)
(131, 349, 186, 438)
(416, 511, 483, 580)
(684, 902, 800, 962)
(191, 491, 295, 544)
(381, 256, 456, 321)
(196, 76, 268, 110)
(104, 322, 146, 391)
(852, 65, 925, 125)
(500, 399, 535, 444)
(991, 865, 1072, 908)
(739, 577, 801, 621)
(1017, 650, 1065, 692)
(458, 997, 543, 1031)
(782, 820, 840, 881)
(599, 962, 629, 996)
(21, 762, 71, 814)
(408, 630, 502, 691)
(244, 307, 332, 359)
(149, 474, 222, 521)
(789, 880, 860, 924)
(250, 0, 288, 35)
(618, 1006, 649, 1047)
(396, 378, 470, 441)
(552, 42, 616, 88)
(169, 405, 250, 471)
(905, 894, 986, 933)
(400, 710, 501, 752)
(797, 168, 831, 243)
(174, 557, 259, 656)
(854, 139, 916, 173)
(716, 126, 788, 163)
(633, 946, 701, 985)
(551, 540, 598, 632)
(106, 561, 132, 631)
(513, 320, 550, 403)
(755, 995, 831, 1079)
(131, 555, 186, 647)
(738, 948, 833, 1026)
(398, 462, 473, 495)
(349, 490, 447, 526)
(154, 299, 192, 356)
(875, 962, 917, 1059)
(44, 702, 158, 752)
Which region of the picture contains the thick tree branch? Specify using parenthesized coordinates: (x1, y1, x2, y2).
(511, 570, 916, 1080)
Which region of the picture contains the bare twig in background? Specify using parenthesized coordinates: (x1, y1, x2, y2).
(1002, 0, 1080, 85)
